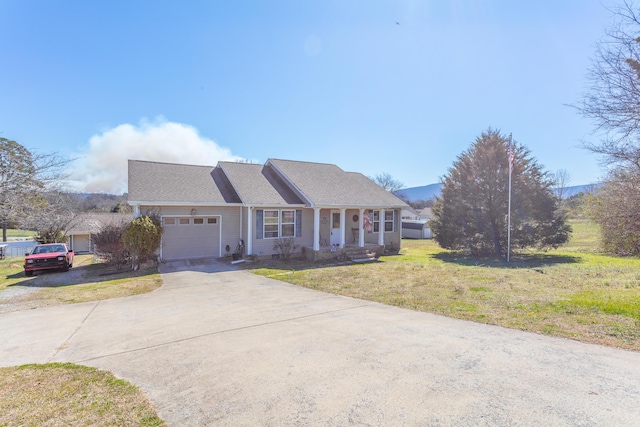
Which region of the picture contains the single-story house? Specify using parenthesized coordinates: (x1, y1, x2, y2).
(417, 207, 433, 220)
(66, 213, 134, 253)
(401, 207, 419, 220)
(127, 158, 409, 261)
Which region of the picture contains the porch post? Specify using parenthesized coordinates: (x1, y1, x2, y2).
(339, 209, 346, 248)
(358, 208, 365, 247)
(313, 207, 320, 251)
(247, 207, 253, 255)
(133, 205, 140, 218)
(378, 208, 385, 246)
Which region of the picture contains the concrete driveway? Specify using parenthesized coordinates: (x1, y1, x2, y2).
(1, 260, 639, 426)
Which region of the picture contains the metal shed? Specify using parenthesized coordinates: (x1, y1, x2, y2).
(401, 220, 432, 239)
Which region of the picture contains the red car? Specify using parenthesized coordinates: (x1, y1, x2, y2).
(24, 243, 74, 277)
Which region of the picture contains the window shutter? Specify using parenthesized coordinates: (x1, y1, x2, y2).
(296, 210, 302, 237)
(256, 210, 263, 239)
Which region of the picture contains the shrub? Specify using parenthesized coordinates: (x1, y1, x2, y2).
(273, 237, 299, 260)
(92, 224, 128, 269)
(123, 216, 162, 268)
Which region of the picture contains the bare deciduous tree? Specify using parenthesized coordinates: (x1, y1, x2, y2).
(553, 169, 572, 200)
(371, 172, 404, 193)
(575, 1, 640, 254)
(587, 167, 640, 255)
(0, 137, 70, 241)
(20, 192, 82, 243)
(575, 1, 640, 169)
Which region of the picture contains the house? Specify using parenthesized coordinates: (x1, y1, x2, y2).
(66, 213, 134, 253)
(401, 207, 419, 220)
(417, 207, 433, 220)
(127, 159, 409, 261)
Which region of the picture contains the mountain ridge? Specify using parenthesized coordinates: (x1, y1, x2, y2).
(395, 183, 597, 202)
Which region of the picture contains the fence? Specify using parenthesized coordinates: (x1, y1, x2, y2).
(1, 241, 37, 258)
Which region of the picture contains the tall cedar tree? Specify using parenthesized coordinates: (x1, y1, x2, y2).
(431, 129, 571, 258)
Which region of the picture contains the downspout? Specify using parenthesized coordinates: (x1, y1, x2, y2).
(247, 206, 253, 256)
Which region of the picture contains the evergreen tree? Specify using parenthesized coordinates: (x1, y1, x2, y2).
(431, 129, 570, 258)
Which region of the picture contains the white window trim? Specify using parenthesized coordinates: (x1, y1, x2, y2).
(369, 209, 396, 233)
(263, 209, 296, 239)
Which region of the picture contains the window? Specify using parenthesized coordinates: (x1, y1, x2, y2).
(281, 210, 295, 237)
(163, 218, 176, 226)
(262, 209, 296, 239)
(207, 217, 217, 224)
(384, 210, 395, 232)
(193, 218, 204, 225)
(179, 218, 190, 225)
(368, 210, 396, 233)
(264, 210, 279, 238)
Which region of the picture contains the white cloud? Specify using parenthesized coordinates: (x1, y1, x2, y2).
(69, 117, 243, 194)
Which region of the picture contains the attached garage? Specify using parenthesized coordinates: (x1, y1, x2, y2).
(161, 216, 221, 260)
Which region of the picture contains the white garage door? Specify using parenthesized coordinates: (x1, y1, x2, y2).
(161, 217, 221, 260)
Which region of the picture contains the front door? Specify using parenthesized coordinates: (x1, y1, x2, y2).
(330, 210, 341, 246)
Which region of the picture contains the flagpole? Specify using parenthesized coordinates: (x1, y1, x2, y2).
(507, 133, 512, 263)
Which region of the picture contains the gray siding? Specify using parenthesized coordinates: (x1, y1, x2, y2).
(249, 207, 314, 256)
(141, 205, 241, 259)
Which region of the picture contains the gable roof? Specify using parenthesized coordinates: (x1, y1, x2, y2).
(217, 162, 305, 206)
(128, 158, 408, 209)
(66, 213, 134, 235)
(267, 159, 408, 208)
(128, 160, 241, 204)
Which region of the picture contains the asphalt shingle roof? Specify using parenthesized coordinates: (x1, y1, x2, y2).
(66, 213, 134, 235)
(217, 162, 305, 206)
(128, 158, 408, 208)
(128, 160, 241, 203)
(268, 159, 408, 208)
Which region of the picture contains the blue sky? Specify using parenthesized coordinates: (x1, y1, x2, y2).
(0, 0, 616, 194)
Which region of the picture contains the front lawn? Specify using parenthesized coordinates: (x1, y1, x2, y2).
(247, 219, 640, 350)
(0, 363, 164, 426)
(0, 255, 162, 313)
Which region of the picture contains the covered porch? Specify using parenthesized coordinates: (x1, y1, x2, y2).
(301, 206, 398, 261)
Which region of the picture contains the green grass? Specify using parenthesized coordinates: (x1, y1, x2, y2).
(0, 363, 165, 426)
(4, 229, 36, 238)
(246, 219, 640, 350)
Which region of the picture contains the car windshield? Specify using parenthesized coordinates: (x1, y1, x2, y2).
(33, 245, 65, 254)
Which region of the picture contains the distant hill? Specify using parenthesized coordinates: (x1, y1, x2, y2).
(396, 183, 597, 202)
(561, 184, 599, 199)
(395, 184, 443, 202)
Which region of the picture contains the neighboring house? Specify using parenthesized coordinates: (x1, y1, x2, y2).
(417, 207, 433, 220)
(401, 207, 419, 220)
(66, 213, 133, 253)
(127, 159, 409, 261)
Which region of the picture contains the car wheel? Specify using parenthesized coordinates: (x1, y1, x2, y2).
(62, 264, 69, 272)
(25, 271, 33, 277)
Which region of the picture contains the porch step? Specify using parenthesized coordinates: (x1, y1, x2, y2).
(345, 248, 378, 262)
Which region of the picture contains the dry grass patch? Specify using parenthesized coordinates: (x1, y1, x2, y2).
(0, 363, 164, 426)
(247, 220, 640, 350)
